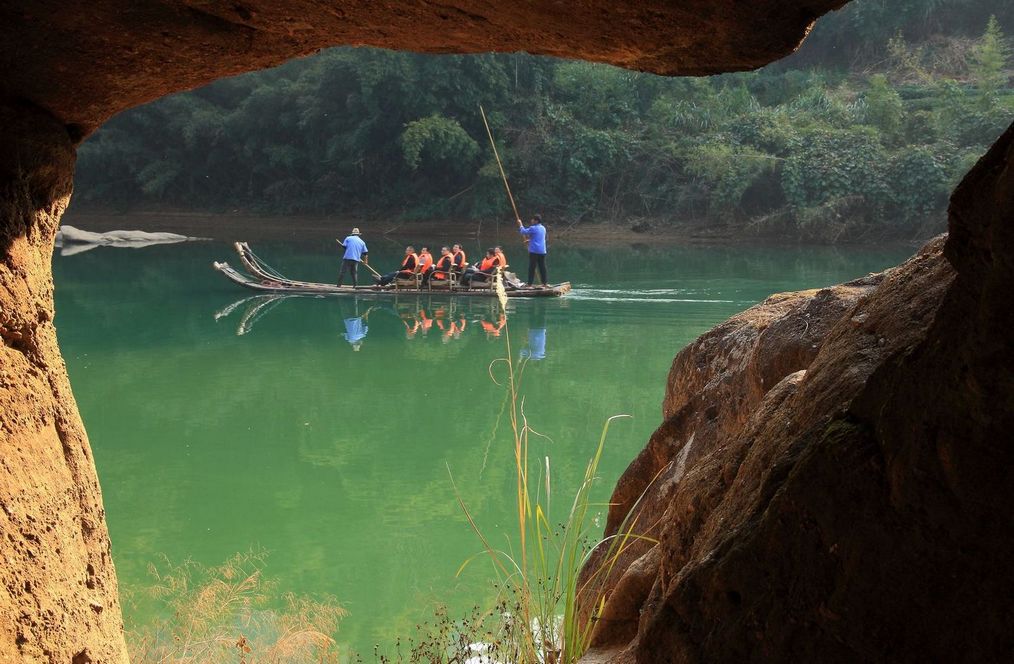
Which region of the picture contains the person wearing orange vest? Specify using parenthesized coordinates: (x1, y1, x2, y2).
(452, 244, 468, 274)
(494, 246, 508, 269)
(460, 248, 502, 287)
(377, 245, 419, 286)
(428, 246, 455, 284)
(417, 247, 434, 282)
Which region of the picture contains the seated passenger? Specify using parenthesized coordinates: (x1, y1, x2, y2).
(452, 244, 468, 275)
(427, 246, 455, 284)
(461, 248, 502, 287)
(377, 246, 418, 286)
(417, 247, 434, 282)
(494, 245, 508, 269)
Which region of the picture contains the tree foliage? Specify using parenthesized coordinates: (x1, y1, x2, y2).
(75, 4, 1013, 242)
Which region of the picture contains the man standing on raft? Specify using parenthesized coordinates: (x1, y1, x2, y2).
(517, 214, 548, 287)
(337, 227, 369, 287)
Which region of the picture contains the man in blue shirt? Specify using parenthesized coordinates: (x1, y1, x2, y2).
(517, 214, 548, 287)
(337, 227, 369, 287)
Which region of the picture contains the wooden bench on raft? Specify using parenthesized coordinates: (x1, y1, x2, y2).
(428, 266, 459, 290)
(393, 266, 422, 290)
(464, 266, 509, 291)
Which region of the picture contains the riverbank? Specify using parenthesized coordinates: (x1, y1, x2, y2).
(60, 209, 931, 248)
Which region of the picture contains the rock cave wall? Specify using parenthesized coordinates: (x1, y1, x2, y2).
(580, 124, 1014, 663)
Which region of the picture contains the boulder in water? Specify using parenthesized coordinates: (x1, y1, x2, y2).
(55, 225, 201, 255)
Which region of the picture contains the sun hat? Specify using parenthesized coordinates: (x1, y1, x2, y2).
(351, 228, 361, 235)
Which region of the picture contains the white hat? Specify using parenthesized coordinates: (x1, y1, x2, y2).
(351, 227, 361, 235)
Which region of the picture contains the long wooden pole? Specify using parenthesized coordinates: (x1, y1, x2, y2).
(360, 260, 382, 279)
(480, 105, 521, 224)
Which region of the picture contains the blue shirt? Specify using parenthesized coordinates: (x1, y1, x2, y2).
(341, 235, 368, 261)
(519, 223, 547, 254)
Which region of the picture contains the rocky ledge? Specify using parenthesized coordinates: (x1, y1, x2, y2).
(577, 126, 1014, 663)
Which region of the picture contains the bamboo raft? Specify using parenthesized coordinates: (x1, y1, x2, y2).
(213, 242, 572, 298)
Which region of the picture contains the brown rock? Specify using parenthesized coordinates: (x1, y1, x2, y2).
(0, 103, 127, 662)
(602, 277, 884, 542)
(0, 0, 847, 137)
(579, 122, 1014, 663)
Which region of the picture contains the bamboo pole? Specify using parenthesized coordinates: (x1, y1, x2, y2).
(480, 105, 521, 224)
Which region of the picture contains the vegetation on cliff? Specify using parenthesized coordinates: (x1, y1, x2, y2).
(74, 1, 1012, 241)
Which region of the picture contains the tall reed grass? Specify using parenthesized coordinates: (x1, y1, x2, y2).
(446, 274, 652, 664)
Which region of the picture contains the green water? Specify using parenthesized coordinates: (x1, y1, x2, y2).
(52, 235, 913, 652)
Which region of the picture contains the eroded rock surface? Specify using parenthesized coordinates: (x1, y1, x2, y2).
(1, 104, 127, 663)
(0, 0, 847, 137)
(578, 123, 1014, 663)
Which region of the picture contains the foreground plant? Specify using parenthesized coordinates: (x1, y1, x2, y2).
(126, 550, 346, 664)
(446, 276, 652, 664)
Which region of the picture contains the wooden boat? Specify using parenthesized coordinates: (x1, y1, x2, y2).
(213, 242, 572, 298)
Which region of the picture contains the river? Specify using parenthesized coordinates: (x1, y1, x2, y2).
(52, 235, 914, 654)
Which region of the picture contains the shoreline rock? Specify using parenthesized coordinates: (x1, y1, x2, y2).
(55, 225, 205, 255)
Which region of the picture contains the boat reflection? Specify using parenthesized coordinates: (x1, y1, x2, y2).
(213, 294, 533, 350)
(213, 294, 297, 336)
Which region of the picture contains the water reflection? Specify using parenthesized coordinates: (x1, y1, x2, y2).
(519, 301, 548, 361)
(338, 300, 377, 351)
(520, 328, 547, 360)
(213, 294, 299, 335)
(214, 294, 520, 348)
(479, 312, 507, 338)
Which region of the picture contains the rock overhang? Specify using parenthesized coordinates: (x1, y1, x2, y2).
(1, 0, 849, 139)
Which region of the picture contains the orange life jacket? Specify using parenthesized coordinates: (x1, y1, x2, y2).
(479, 255, 500, 271)
(400, 253, 419, 272)
(417, 252, 433, 272)
(433, 254, 454, 279)
(495, 250, 508, 267)
(452, 249, 467, 269)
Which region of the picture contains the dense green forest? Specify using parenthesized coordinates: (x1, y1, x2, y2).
(75, 0, 1013, 241)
